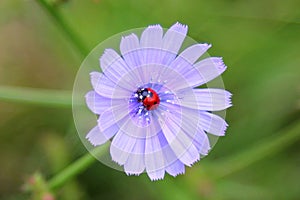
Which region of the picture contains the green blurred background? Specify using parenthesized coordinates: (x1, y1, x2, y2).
(0, 0, 300, 199)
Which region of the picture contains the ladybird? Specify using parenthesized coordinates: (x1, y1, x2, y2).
(136, 88, 160, 110)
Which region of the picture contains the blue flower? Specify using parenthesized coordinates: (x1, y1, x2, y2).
(85, 22, 232, 180)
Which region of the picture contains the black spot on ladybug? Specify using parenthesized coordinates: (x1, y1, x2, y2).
(142, 90, 148, 97)
(135, 87, 160, 110)
(136, 88, 149, 102)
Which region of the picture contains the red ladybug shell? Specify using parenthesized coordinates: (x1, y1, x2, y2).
(143, 88, 160, 110)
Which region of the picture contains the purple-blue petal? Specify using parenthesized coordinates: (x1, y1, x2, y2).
(86, 124, 118, 146)
(120, 33, 142, 69)
(140, 25, 163, 64)
(178, 88, 232, 111)
(110, 129, 138, 165)
(169, 43, 211, 74)
(165, 159, 185, 177)
(172, 57, 227, 90)
(161, 22, 188, 65)
(124, 138, 146, 175)
(90, 72, 131, 99)
(99, 49, 136, 90)
(85, 90, 115, 115)
(157, 130, 186, 177)
(199, 111, 228, 136)
(157, 111, 200, 167)
(145, 130, 166, 181)
(98, 103, 129, 132)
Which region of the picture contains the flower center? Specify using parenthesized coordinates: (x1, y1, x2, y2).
(135, 88, 160, 110)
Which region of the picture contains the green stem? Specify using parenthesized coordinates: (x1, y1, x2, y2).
(209, 119, 300, 178)
(35, 0, 89, 57)
(48, 144, 108, 190)
(0, 86, 72, 107)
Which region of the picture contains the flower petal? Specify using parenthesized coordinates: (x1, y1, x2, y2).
(99, 49, 136, 90)
(145, 127, 166, 181)
(141, 25, 163, 49)
(199, 133, 211, 156)
(100, 49, 126, 72)
(90, 72, 131, 99)
(123, 64, 177, 89)
(157, 111, 199, 166)
(121, 113, 161, 139)
(86, 125, 103, 146)
(110, 115, 149, 166)
(124, 138, 145, 175)
(179, 88, 232, 111)
(178, 43, 211, 64)
(86, 124, 118, 146)
(161, 22, 188, 65)
(156, 129, 186, 177)
(140, 25, 163, 65)
(184, 57, 227, 88)
(159, 103, 210, 155)
(85, 91, 114, 115)
(189, 127, 210, 155)
(169, 43, 211, 74)
(110, 129, 138, 165)
(98, 102, 129, 132)
(199, 111, 228, 136)
(111, 114, 162, 177)
(163, 58, 227, 92)
(120, 33, 142, 68)
(165, 160, 185, 177)
(170, 57, 226, 91)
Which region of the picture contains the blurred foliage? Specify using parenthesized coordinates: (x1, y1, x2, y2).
(0, 0, 300, 199)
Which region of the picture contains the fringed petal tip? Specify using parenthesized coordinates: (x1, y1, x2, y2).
(199, 134, 211, 156)
(86, 137, 99, 147)
(185, 157, 201, 167)
(200, 148, 210, 156)
(111, 157, 123, 166)
(85, 126, 104, 147)
(146, 168, 166, 181)
(200, 147, 211, 156)
(199, 43, 212, 53)
(121, 33, 138, 40)
(149, 175, 165, 181)
(225, 90, 233, 109)
(100, 48, 114, 58)
(171, 22, 188, 34)
(218, 121, 229, 137)
(206, 121, 228, 137)
(98, 49, 112, 70)
(201, 43, 212, 49)
(120, 33, 140, 60)
(168, 171, 185, 178)
(213, 57, 227, 72)
(125, 171, 144, 176)
(206, 43, 212, 48)
(147, 24, 163, 29)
